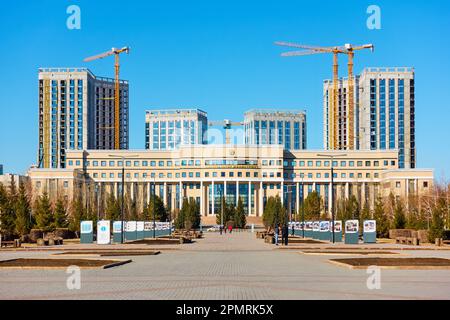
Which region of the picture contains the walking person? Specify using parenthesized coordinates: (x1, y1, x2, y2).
(275, 224, 279, 246)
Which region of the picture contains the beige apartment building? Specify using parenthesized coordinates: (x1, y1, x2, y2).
(27, 146, 433, 222)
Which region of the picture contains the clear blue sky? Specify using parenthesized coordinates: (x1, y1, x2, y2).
(0, 0, 449, 178)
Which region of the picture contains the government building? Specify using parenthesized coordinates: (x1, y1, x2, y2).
(28, 66, 433, 223)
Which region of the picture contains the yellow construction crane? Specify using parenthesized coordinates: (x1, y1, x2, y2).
(275, 42, 374, 150)
(209, 120, 243, 145)
(84, 47, 130, 150)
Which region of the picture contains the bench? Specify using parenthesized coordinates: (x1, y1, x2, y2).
(0, 239, 21, 248)
(396, 237, 420, 246)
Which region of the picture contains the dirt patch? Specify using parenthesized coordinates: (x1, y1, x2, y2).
(0, 258, 131, 269)
(287, 239, 325, 244)
(56, 251, 160, 257)
(330, 257, 450, 270)
(301, 250, 398, 255)
(128, 239, 182, 245)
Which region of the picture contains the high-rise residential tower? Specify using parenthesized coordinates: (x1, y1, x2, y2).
(38, 68, 129, 169)
(323, 67, 415, 169)
(145, 109, 208, 150)
(323, 77, 360, 150)
(244, 109, 307, 150)
(358, 67, 415, 169)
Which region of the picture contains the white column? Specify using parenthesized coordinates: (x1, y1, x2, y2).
(248, 181, 252, 216)
(296, 182, 300, 215)
(147, 182, 151, 204)
(164, 182, 168, 206)
(345, 182, 349, 199)
(115, 182, 118, 199)
(259, 181, 264, 217)
(328, 182, 333, 216)
(200, 181, 204, 217)
(131, 182, 135, 201)
(281, 181, 284, 205)
(179, 181, 183, 209)
(362, 182, 366, 206)
(224, 180, 227, 204)
(236, 181, 240, 206)
(211, 181, 215, 216)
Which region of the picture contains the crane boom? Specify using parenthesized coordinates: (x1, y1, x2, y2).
(276, 41, 373, 150)
(84, 47, 130, 150)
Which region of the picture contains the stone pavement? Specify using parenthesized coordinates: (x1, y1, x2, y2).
(1, 231, 450, 300)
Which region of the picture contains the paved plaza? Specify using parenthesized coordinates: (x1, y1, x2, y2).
(1, 232, 450, 300)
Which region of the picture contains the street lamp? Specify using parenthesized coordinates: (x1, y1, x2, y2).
(152, 176, 156, 239)
(300, 175, 305, 238)
(316, 153, 347, 244)
(108, 154, 139, 244)
(284, 185, 294, 242)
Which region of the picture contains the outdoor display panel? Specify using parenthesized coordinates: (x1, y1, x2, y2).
(363, 220, 377, 243)
(333, 220, 343, 242)
(113, 221, 124, 243)
(319, 221, 330, 241)
(97, 220, 111, 245)
(125, 221, 137, 241)
(345, 220, 359, 244)
(80, 221, 93, 244)
(312, 221, 320, 239)
(136, 221, 145, 240)
(304, 221, 313, 238)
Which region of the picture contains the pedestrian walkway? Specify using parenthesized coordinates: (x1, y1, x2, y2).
(1, 231, 450, 300)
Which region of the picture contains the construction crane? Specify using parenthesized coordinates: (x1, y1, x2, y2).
(275, 42, 374, 150)
(84, 47, 130, 150)
(208, 120, 243, 145)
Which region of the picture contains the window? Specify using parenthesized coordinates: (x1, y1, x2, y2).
(238, 172, 243, 177)
(63, 181, 69, 188)
(109, 161, 115, 167)
(357, 161, 363, 167)
(142, 161, 148, 166)
(340, 161, 347, 167)
(324, 161, 330, 167)
(307, 161, 313, 167)
(254, 172, 258, 178)
(299, 161, 305, 167)
(349, 161, 355, 167)
(134, 173, 139, 178)
(150, 161, 156, 167)
(76, 160, 80, 166)
(68, 160, 73, 166)
(316, 161, 322, 167)
(396, 182, 401, 188)
(229, 172, 234, 177)
(167, 161, 173, 167)
(316, 173, 321, 178)
(358, 173, 362, 178)
(350, 173, 354, 178)
(341, 173, 346, 178)
(133, 161, 140, 167)
(93, 161, 99, 167)
(374, 161, 379, 167)
(366, 173, 371, 178)
(423, 182, 429, 188)
(365, 161, 371, 167)
(126, 161, 131, 167)
(110, 173, 114, 178)
(159, 161, 165, 167)
(205, 172, 210, 178)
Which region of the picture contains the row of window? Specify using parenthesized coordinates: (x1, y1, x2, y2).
(71, 159, 395, 168)
(88, 171, 380, 180)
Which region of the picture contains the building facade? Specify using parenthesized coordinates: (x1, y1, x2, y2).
(28, 146, 433, 222)
(323, 67, 415, 169)
(145, 109, 208, 150)
(358, 67, 415, 169)
(244, 109, 307, 150)
(323, 77, 360, 150)
(38, 68, 129, 169)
